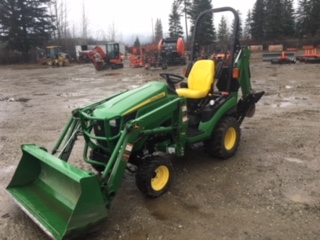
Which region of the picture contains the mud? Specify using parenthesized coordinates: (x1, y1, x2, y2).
(0, 52, 320, 240)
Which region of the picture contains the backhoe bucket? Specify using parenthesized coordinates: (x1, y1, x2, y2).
(6, 144, 108, 240)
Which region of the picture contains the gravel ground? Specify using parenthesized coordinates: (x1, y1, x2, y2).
(0, 52, 319, 240)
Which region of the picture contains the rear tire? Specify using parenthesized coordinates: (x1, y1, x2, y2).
(204, 117, 240, 159)
(161, 63, 167, 70)
(135, 155, 173, 198)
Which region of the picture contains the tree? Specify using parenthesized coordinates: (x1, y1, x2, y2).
(168, 0, 184, 38)
(49, 0, 69, 47)
(133, 36, 141, 49)
(264, 0, 284, 39)
(176, 0, 192, 42)
(243, 9, 252, 39)
(80, 0, 89, 44)
(107, 19, 120, 42)
(188, 0, 215, 46)
(217, 15, 229, 42)
(231, 10, 243, 39)
(251, 0, 265, 40)
(154, 19, 163, 43)
(282, 0, 295, 37)
(310, 0, 320, 37)
(298, 0, 320, 37)
(0, 0, 55, 54)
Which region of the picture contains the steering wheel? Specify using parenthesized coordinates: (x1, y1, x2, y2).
(159, 73, 184, 85)
(159, 73, 185, 95)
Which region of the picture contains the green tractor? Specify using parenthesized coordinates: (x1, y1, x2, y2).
(6, 7, 264, 240)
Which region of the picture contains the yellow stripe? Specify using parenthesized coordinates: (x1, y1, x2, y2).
(123, 92, 166, 116)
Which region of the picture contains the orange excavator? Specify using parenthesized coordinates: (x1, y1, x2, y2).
(88, 43, 124, 71)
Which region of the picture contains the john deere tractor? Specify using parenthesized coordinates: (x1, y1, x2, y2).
(6, 7, 264, 240)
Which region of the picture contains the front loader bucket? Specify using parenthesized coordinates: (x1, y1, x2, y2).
(6, 144, 108, 240)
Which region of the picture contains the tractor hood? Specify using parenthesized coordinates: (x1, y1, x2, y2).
(93, 81, 168, 119)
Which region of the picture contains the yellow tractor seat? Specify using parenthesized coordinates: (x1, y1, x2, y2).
(176, 60, 215, 99)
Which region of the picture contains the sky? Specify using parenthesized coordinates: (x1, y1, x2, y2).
(67, 0, 257, 44)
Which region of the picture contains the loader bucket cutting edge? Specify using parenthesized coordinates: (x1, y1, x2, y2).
(6, 144, 109, 240)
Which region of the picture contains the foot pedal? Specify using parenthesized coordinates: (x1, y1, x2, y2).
(187, 128, 204, 138)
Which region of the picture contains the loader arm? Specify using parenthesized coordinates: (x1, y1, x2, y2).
(5, 96, 187, 240)
(89, 97, 188, 198)
(52, 90, 128, 162)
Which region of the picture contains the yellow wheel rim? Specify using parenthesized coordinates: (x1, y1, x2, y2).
(224, 127, 237, 151)
(151, 166, 169, 191)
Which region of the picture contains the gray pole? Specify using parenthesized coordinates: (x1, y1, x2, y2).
(184, 0, 188, 44)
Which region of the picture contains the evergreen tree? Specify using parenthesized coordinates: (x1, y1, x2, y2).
(176, 0, 192, 41)
(264, 0, 284, 39)
(295, 0, 310, 37)
(251, 0, 265, 40)
(243, 9, 252, 39)
(188, 0, 215, 46)
(0, 0, 55, 53)
(282, 0, 295, 37)
(217, 15, 229, 42)
(231, 10, 243, 39)
(295, 0, 320, 38)
(133, 36, 141, 49)
(308, 0, 320, 36)
(168, 0, 184, 38)
(154, 19, 163, 43)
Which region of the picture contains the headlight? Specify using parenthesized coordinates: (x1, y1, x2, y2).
(109, 119, 117, 127)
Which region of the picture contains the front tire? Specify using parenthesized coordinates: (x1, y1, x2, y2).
(135, 155, 173, 198)
(204, 117, 240, 159)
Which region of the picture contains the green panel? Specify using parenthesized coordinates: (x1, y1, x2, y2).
(93, 81, 168, 119)
(238, 48, 252, 98)
(6, 144, 108, 240)
(186, 96, 238, 143)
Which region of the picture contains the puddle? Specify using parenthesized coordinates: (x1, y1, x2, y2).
(120, 77, 134, 82)
(0, 97, 30, 102)
(270, 96, 308, 108)
(129, 85, 142, 89)
(71, 77, 96, 82)
(284, 157, 304, 164)
(283, 189, 315, 204)
(57, 93, 81, 98)
(33, 93, 48, 96)
(271, 101, 293, 108)
(102, 73, 122, 77)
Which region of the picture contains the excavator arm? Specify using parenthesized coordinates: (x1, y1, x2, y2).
(88, 46, 107, 70)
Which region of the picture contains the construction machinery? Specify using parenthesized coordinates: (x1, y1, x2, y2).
(159, 37, 186, 66)
(88, 43, 124, 71)
(37, 46, 70, 66)
(262, 51, 295, 63)
(296, 46, 320, 63)
(129, 45, 167, 70)
(270, 51, 296, 64)
(128, 47, 144, 67)
(6, 7, 264, 240)
(144, 52, 167, 70)
(129, 37, 185, 69)
(77, 50, 92, 63)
